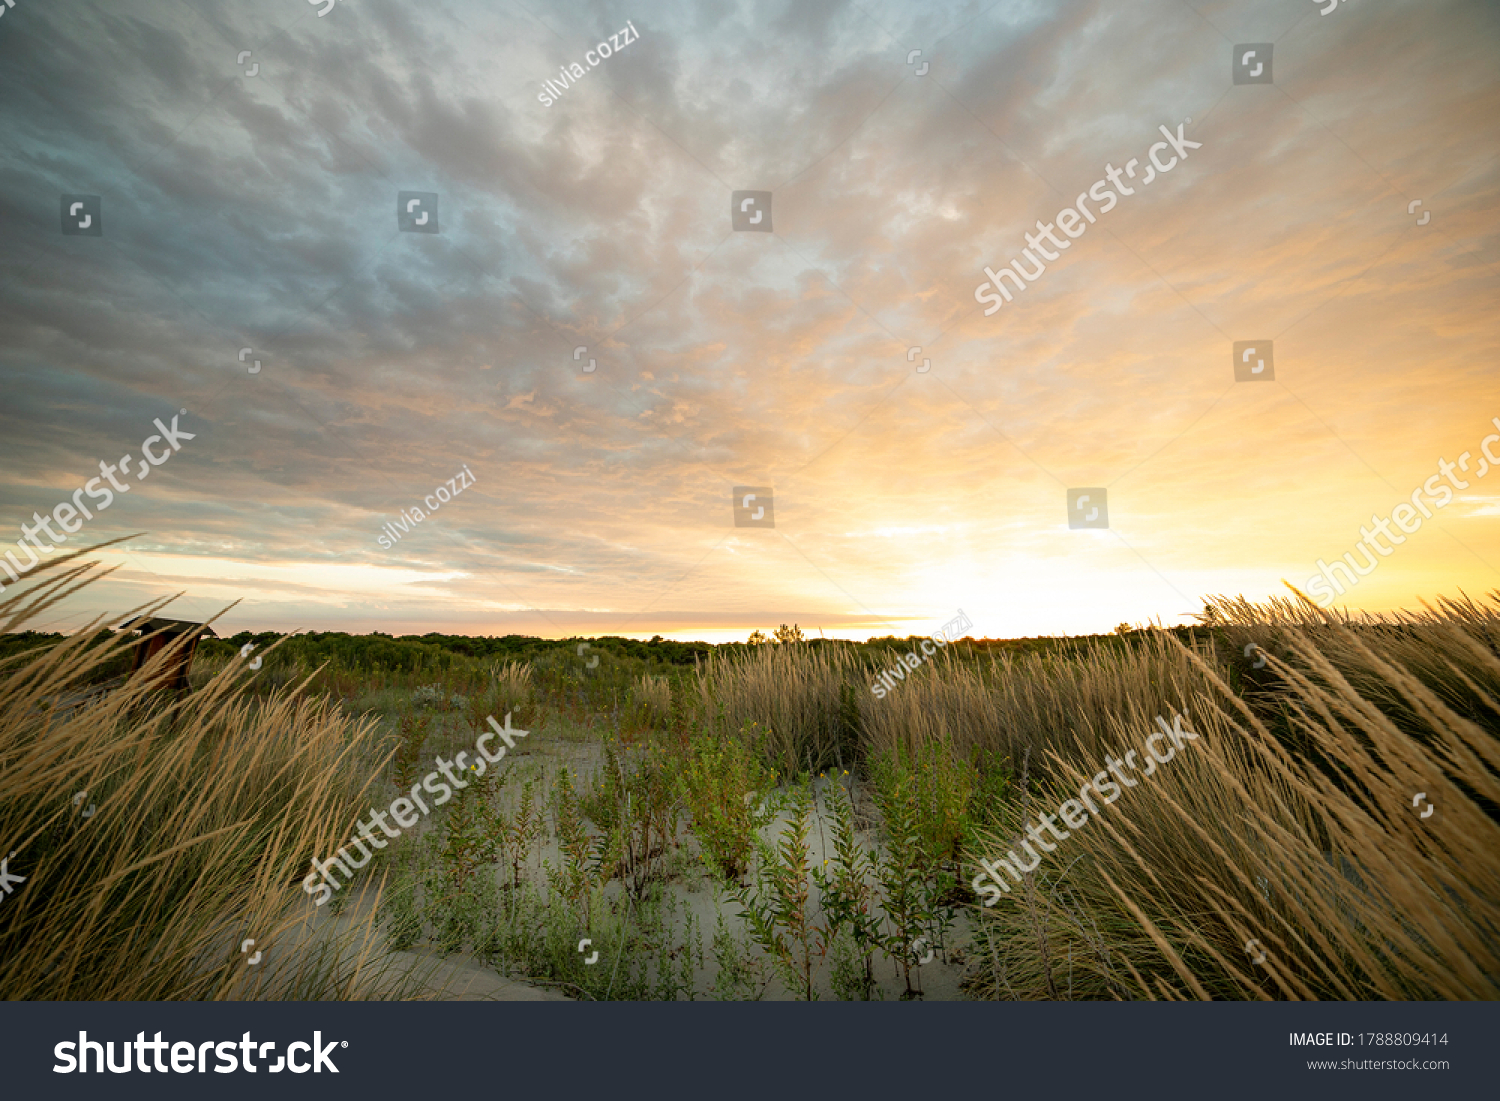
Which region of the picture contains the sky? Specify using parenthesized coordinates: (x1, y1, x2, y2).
(0, 0, 1497, 644)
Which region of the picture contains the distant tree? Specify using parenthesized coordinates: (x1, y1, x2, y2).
(773, 623, 805, 644)
(748, 629, 771, 645)
(1115, 623, 1133, 636)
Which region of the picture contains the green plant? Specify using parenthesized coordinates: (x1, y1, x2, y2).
(583, 740, 681, 897)
(674, 722, 781, 884)
(390, 712, 430, 791)
(325, 883, 351, 917)
(811, 775, 881, 999)
(827, 928, 883, 1001)
(437, 766, 501, 898)
(966, 749, 1012, 834)
(378, 865, 424, 952)
(872, 740, 977, 872)
(629, 886, 701, 1001)
(542, 768, 601, 927)
(868, 768, 931, 998)
(732, 780, 822, 999)
(427, 764, 506, 955)
(710, 903, 769, 1000)
(493, 776, 542, 891)
(485, 881, 632, 998)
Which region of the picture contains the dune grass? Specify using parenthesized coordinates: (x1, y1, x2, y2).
(0, 549, 416, 1000)
(955, 595, 1500, 1000)
(678, 593, 1500, 1000)
(5, 544, 1495, 1001)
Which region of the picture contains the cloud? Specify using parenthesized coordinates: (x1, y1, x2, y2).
(1, 0, 1496, 639)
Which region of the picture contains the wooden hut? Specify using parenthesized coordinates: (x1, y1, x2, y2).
(118, 617, 216, 692)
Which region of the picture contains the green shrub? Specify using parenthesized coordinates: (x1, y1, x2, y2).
(582, 740, 681, 897)
(674, 722, 781, 883)
(733, 780, 820, 999)
(811, 776, 881, 999)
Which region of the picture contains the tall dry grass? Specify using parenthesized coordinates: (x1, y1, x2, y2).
(968, 591, 1500, 1000)
(692, 631, 1210, 780)
(692, 595, 1499, 999)
(491, 659, 534, 714)
(860, 634, 1208, 769)
(630, 673, 673, 728)
(0, 548, 409, 1000)
(692, 641, 865, 771)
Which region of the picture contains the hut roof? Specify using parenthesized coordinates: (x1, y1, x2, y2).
(117, 616, 217, 638)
